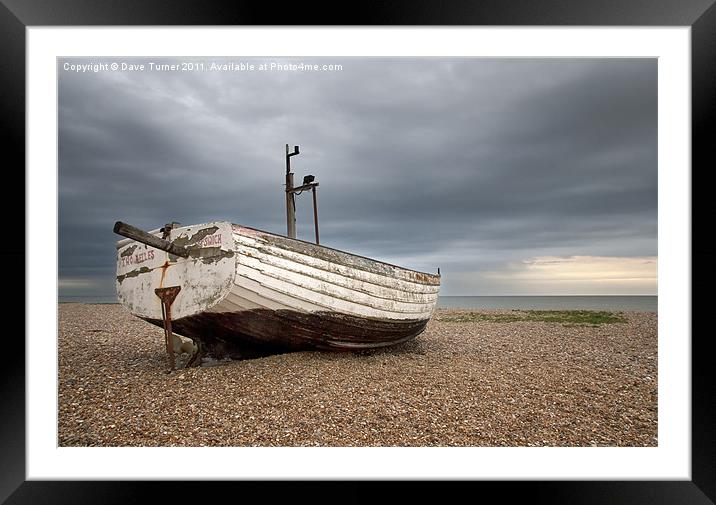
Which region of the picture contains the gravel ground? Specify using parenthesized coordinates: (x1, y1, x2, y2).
(58, 304, 657, 447)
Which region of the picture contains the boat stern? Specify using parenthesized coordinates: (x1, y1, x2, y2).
(115, 221, 236, 320)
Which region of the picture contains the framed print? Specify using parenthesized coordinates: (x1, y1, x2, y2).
(6, 0, 714, 502)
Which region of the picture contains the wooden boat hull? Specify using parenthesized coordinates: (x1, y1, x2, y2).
(144, 309, 429, 359)
(116, 221, 440, 359)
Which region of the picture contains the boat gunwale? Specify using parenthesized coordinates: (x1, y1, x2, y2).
(235, 263, 437, 314)
(235, 234, 440, 294)
(236, 248, 439, 303)
(114, 221, 441, 286)
(232, 223, 441, 284)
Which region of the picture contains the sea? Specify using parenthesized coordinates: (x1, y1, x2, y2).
(59, 295, 657, 312)
(437, 296, 657, 312)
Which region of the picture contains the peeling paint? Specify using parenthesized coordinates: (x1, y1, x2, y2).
(173, 226, 219, 247)
(116, 266, 152, 283)
(186, 246, 235, 264)
(116, 221, 237, 320)
(120, 245, 137, 257)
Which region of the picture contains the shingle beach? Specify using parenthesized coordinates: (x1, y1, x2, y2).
(58, 304, 657, 447)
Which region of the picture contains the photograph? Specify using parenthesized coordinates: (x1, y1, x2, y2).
(58, 56, 658, 448)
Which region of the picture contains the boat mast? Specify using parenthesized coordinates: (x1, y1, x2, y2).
(285, 144, 299, 239)
(284, 144, 321, 244)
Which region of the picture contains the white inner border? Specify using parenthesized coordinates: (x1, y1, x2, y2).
(27, 27, 690, 480)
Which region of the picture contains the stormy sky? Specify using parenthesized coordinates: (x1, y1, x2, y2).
(58, 57, 657, 298)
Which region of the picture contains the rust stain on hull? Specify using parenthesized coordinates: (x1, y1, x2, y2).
(143, 309, 428, 360)
(158, 260, 171, 288)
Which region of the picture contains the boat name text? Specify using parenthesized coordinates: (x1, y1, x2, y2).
(120, 250, 155, 267)
(195, 234, 222, 247)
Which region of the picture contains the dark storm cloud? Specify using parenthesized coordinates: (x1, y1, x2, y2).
(58, 57, 657, 296)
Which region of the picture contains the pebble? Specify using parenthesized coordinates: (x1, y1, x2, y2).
(58, 304, 657, 447)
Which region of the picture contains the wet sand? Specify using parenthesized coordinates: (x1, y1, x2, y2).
(58, 304, 657, 447)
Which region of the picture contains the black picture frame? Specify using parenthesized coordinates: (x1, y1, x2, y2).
(5, 1, 713, 503)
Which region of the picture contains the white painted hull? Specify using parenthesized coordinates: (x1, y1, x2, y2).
(116, 221, 441, 356)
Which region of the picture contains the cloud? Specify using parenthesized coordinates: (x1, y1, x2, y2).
(443, 256, 657, 296)
(488, 254, 656, 285)
(58, 57, 657, 297)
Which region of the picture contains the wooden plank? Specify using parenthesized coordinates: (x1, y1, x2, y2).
(142, 308, 429, 359)
(235, 262, 437, 314)
(234, 232, 440, 293)
(233, 224, 440, 285)
(237, 247, 438, 303)
(113, 221, 189, 258)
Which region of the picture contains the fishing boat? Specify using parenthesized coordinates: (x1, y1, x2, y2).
(113, 146, 440, 368)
